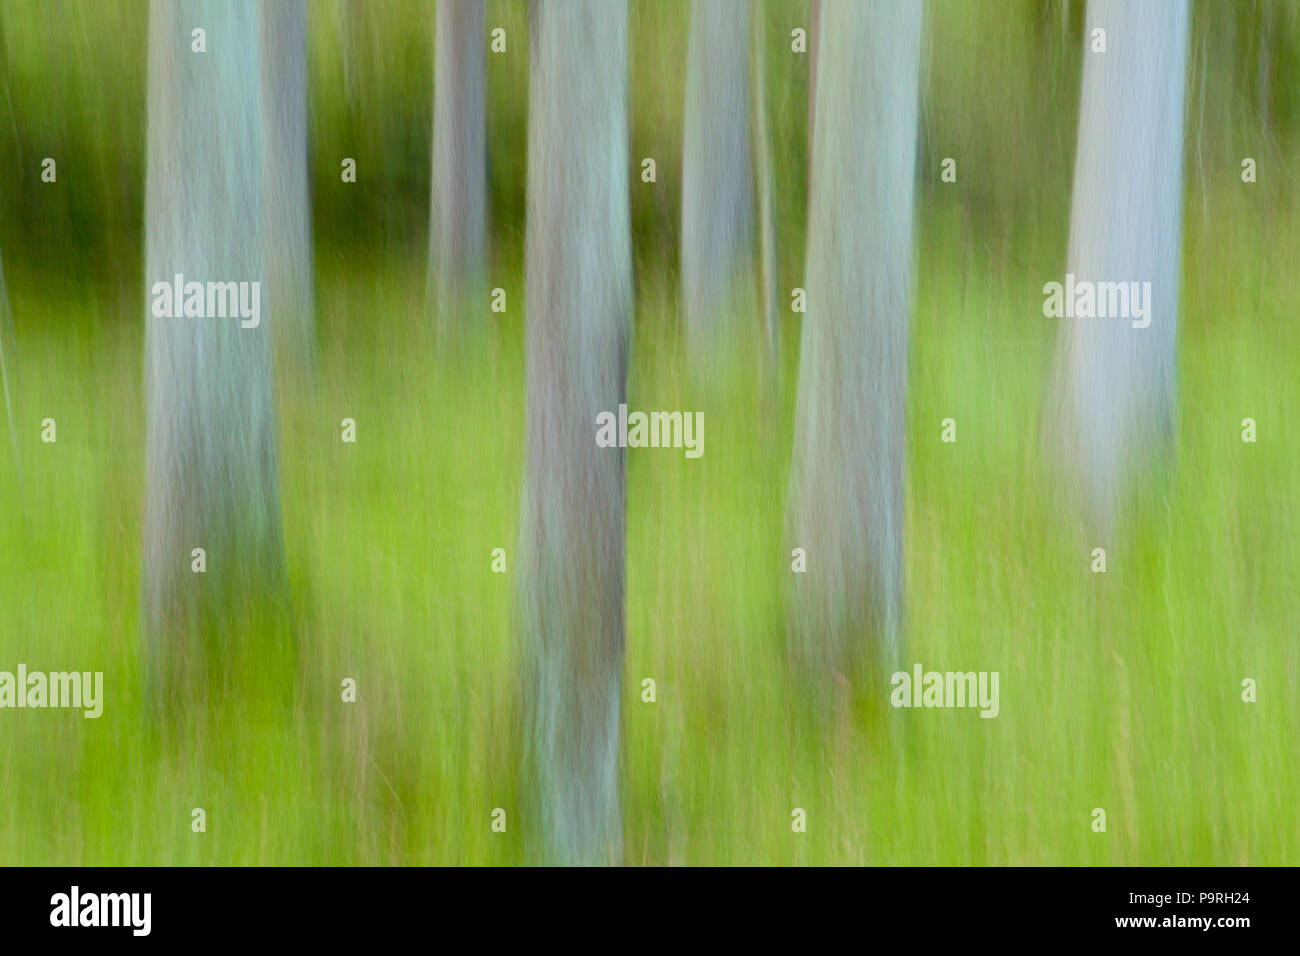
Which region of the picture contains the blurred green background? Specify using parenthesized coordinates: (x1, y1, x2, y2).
(0, 0, 1296, 864)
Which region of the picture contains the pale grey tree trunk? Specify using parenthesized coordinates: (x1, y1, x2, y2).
(428, 0, 487, 326)
(260, 0, 314, 371)
(519, 0, 631, 866)
(681, 0, 754, 356)
(752, 3, 779, 382)
(807, 0, 820, 205)
(1050, 0, 1188, 529)
(143, 0, 284, 701)
(786, 0, 921, 680)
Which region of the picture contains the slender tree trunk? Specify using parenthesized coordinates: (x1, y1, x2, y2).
(1050, 0, 1188, 529)
(786, 0, 921, 680)
(1258, 0, 1272, 137)
(752, 3, 780, 384)
(261, 0, 315, 372)
(681, 0, 754, 357)
(519, 0, 631, 867)
(143, 0, 284, 702)
(429, 0, 487, 327)
(807, 0, 820, 206)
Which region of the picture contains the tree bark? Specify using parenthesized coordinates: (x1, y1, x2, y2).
(1050, 0, 1188, 529)
(786, 0, 921, 680)
(143, 0, 285, 702)
(429, 0, 487, 326)
(518, 0, 631, 865)
(681, 0, 754, 356)
(260, 0, 315, 372)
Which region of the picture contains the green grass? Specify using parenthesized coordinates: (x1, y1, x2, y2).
(1, 159, 1295, 864)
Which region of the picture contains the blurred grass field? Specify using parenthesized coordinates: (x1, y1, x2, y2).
(1, 174, 1295, 864)
(1, 0, 1297, 864)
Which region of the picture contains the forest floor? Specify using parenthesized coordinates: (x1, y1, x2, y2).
(0, 188, 1296, 864)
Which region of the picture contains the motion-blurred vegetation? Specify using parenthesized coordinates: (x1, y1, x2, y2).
(0, 1, 1296, 863)
(4, 1, 1296, 284)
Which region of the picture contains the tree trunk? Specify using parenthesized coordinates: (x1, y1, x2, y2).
(752, 2, 780, 384)
(1050, 0, 1188, 529)
(519, 0, 631, 866)
(681, 0, 754, 357)
(807, 0, 820, 206)
(786, 0, 921, 681)
(260, 0, 315, 372)
(143, 0, 285, 702)
(429, 0, 487, 327)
